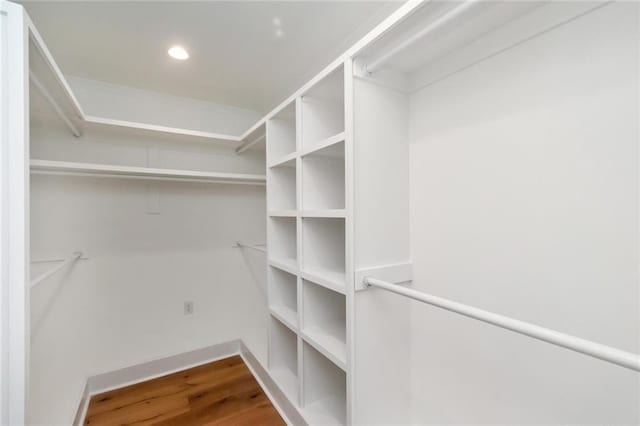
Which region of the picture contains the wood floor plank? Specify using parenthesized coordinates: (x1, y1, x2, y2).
(84, 355, 285, 426)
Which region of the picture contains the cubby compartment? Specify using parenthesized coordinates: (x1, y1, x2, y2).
(301, 218, 345, 292)
(268, 266, 298, 330)
(269, 317, 299, 403)
(268, 157, 297, 212)
(268, 217, 297, 272)
(301, 140, 344, 212)
(302, 280, 346, 369)
(266, 102, 297, 165)
(301, 66, 344, 149)
(302, 342, 347, 425)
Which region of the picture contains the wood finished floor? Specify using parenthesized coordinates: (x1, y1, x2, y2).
(84, 355, 286, 426)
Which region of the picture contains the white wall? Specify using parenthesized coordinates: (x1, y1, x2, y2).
(28, 112, 267, 424)
(408, 2, 639, 424)
(66, 75, 262, 136)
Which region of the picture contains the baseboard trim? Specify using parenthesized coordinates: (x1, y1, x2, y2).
(240, 341, 307, 426)
(73, 340, 304, 426)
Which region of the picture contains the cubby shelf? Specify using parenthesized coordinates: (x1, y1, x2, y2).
(302, 330, 346, 371)
(300, 132, 345, 157)
(302, 342, 347, 425)
(268, 217, 297, 273)
(267, 159, 296, 211)
(301, 217, 345, 290)
(301, 141, 345, 211)
(300, 268, 346, 294)
(268, 266, 298, 331)
(302, 279, 346, 370)
(269, 316, 299, 403)
(266, 102, 296, 165)
(268, 152, 297, 169)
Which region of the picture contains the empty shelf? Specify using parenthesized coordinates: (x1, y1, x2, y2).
(30, 160, 266, 185)
(302, 328, 346, 370)
(301, 267, 346, 294)
(270, 306, 298, 332)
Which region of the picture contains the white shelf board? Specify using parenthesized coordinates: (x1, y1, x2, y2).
(300, 132, 345, 157)
(270, 306, 298, 332)
(302, 396, 346, 426)
(302, 328, 347, 371)
(270, 367, 298, 404)
(268, 152, 297, 169)
(30, 160, 266, 186)
(84, 115, 241, 144)
(301, 267, 346, 294)
(269, 210, 297, 218)
(300, 210, 346, 218)
(269, 258, 298, 275)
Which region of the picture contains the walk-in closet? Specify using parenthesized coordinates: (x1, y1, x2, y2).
(1, 1, 639, 425)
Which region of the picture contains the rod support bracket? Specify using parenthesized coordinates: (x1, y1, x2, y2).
(355, 262, 412, 292)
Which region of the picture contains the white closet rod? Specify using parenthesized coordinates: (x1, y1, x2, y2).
(31, 251, 83, 288)
(365, 0, 480, 74)
(364, 277, 640, 373)
(235, 241, 267, 254)
(29, 71, 82, 137)
(236, 134, 266, 155)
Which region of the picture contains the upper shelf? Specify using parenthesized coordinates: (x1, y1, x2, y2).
(30, 159, 266, 186)
(27, 18, 261, 149)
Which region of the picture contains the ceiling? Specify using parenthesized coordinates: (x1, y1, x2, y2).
(21, 1, 403, 114)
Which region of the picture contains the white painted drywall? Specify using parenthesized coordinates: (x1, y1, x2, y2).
(66, 75, 262, 136)
(408, 2, 639, 424)
(28, 115, 268, 424)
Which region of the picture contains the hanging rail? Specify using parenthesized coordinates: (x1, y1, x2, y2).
(234, 241, 267, 254)
(365, 0, 480, 74)
(31, 251, 83, 288)
(364, 277, 640, 373)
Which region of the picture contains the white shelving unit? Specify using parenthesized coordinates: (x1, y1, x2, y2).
(266, 62, 350, 425)
(269, 267, 298, 331)
(269, 317, 299, 403)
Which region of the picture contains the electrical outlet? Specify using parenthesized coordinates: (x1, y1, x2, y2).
(184, 301, 194, 315)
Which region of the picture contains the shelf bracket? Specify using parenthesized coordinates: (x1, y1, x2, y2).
(355, 261, 412, 292)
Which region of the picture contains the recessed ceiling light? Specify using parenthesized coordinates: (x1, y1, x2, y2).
(168, 46, 189, 60)
(275, 28, 284, 38)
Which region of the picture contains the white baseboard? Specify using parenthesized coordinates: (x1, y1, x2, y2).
(240, 341, 307, 426)
(73, 339, 304, 426)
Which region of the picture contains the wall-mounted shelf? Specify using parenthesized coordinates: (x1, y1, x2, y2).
(30, 160, 266, 185)
(302, 280, 346, 370)
(84, 115, 241, 145)
(269, 317, 299, 403)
